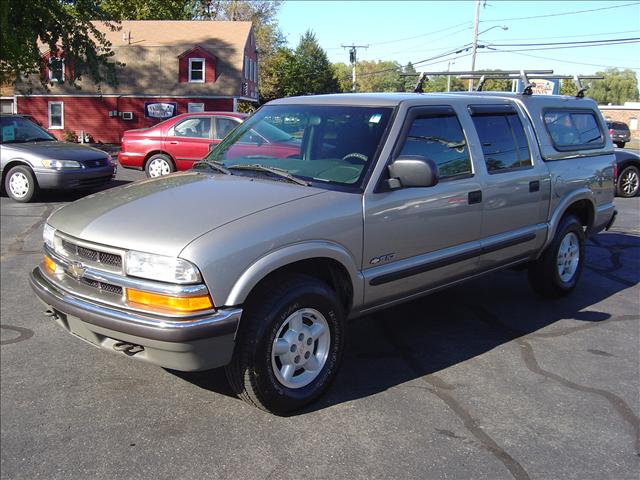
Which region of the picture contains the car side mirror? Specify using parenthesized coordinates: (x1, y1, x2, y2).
(387, 155, 438, 189)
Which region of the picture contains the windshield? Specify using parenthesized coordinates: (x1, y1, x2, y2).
(1, 116, 55, 144)
(204, 105, 393, 187)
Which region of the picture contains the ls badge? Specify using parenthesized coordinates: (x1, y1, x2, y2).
(370, 253, 395, 265)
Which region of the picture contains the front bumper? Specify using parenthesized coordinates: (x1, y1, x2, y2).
(29, 266, 241, 371)
(33, 165, 115, 190)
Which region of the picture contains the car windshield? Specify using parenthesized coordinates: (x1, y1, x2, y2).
(1, 117, 55, 144)
(204, 105, 393, 187)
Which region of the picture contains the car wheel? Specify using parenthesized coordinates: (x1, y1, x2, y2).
(5, 165, 38, 202)
(528, 215, 585, 298)
(225, 274, 345, 415)
(615, 141, 626, 149)
(145, 154, 174, 178)
(617, 165, 639, 198)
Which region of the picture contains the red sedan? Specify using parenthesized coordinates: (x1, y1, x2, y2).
(118, 112, 247, 177)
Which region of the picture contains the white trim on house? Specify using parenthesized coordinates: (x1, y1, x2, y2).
(48, 101, 64, 129)
(0, 96, 16, 114)
(188, 58, 205, 83)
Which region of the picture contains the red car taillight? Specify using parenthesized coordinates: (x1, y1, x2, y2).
(608, 128, 614, 137)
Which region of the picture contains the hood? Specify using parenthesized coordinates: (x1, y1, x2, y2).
(47, 172, 325, 257)
(9, 141, 109, 161)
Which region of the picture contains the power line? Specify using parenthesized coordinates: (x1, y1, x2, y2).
(486, 37, 640, 47)
(368, 21, 471, 47)
(490, 48, 640, 71)
(481, 29, 640, 42)
(480, 1, 640, 23)
(485, 39, 640, 53)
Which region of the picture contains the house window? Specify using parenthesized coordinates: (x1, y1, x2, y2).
(630, 117, 638, 130)
(189, 58, 205, 82)
(48, 101, 64, 129)
(188, 103, 205, 113)
(49, 57, 65, 83)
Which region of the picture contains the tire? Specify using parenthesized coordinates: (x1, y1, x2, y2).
(145, 154, 174, 178)
(528, 215, 585, 298)
(4, 165, 38, 202)
(615, 141, 626, 149)
(617, 165, 639, 198)
(225, 274, 345, 415)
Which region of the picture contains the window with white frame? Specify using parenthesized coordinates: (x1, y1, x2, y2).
(189, 58, 205, 82)
(48, 101, 64, 129)
(49, 57, 65, 83)
(188, 103, 205, 113)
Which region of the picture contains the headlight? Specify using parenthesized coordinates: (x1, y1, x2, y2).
(125, 251, 201, 284)
(42, 159, 82, 169)
(43, 224, 55, 249)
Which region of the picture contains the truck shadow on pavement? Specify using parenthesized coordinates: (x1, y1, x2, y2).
(173, 232, 640, 414)
(33, 180, 132, 203)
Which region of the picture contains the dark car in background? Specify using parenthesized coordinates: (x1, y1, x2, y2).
(614, 149, 639, 197)
(1, 115, 115, 202)
(607, 121, 631, 148)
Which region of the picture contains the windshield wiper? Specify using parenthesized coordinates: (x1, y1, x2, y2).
(193, 160, 231, 175)
(227, 164, 310, 186)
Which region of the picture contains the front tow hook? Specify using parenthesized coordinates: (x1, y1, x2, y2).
(113, 342, 144, 356)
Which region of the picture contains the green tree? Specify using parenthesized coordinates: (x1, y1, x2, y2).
(560, 78, 578, 96)
(101, 0, 190, 19)
(0, 0, 120, 87)
(402, 62, 417, 92)
(422, 74, 465, 92)
(356, 60, 402, 93)
(586, 68, 639, 105)
(285, 30, 339, 96)
(333, 62, 352, 93)
(259, 47, 295, 103)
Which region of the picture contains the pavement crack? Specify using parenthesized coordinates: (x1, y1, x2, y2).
(517, 338, 640, 456)
(378, 318, 531, 480)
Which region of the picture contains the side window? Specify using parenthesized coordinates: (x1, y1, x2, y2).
(215, 117, 239, 140)
(398, 114, 472, 179)
(471, 113, 532, 172)
(543, 110, 603, 150)
(172, 117, 211, 138)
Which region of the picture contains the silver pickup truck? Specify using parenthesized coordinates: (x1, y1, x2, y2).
(30, 92, 616, 414)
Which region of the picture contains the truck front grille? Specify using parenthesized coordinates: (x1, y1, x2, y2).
(61, 238, 122, 269)
(80, 278, 123, 296)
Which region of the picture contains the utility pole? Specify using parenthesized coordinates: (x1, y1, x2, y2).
(342, 44, 369, 92)
(469, 0, 481, 91)
(447, 60, 455, 92)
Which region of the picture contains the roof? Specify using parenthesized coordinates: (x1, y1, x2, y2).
(94, 20, 252, 50)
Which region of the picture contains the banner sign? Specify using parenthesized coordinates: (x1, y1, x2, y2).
(144, 102, 177, 119)
(516, 78, 559, 95)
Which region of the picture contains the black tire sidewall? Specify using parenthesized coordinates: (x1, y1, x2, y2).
(5, 166, 37, 202)
(617, 165, 639, 198)
(145, 154, 174, 177)
(548, 217, 585, 293)
(245, 281, 344, 413)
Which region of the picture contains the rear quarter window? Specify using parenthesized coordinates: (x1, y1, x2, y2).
(543, 109, 604, 151)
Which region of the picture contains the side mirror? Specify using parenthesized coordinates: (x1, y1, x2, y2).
(387, 155, 438, 189)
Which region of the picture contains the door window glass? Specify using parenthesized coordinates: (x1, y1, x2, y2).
(172, 117, 211, 138)
(472, 113, 532, 172)
(398, 114, 472, 178)
(215, 117, 240, 140)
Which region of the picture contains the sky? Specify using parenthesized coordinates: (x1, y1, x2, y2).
(277, 0, 640, 77)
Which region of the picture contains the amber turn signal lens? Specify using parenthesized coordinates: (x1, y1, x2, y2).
(126, 288, 214, 313)
(44, 255, 57, 273)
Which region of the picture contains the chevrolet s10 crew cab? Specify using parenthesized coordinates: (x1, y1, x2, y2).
(30, 91, 617, 414)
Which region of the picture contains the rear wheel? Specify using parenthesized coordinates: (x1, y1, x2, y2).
(225, 274, 345, 415)
(615, 141, 626, 149)
(617, 165, 639, 197)
(145, 154, 174, 178)
(528, 215, 585, 298)
(5, 165, 38, 202)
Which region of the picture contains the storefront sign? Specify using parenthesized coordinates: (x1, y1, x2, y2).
(516, 79, 559, 95)
(144, 102, 177, 119)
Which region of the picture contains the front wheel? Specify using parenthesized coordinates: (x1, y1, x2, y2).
(5, 165, 38, 202)
(528, 215, 585, 298)
(617, 165, 639, 197)
(225, 275, 345, 415)
(145, 154, 174, 178)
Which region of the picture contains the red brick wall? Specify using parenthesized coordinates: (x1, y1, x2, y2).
(599, 108, 640, 139)
(17, 96, 234, 143)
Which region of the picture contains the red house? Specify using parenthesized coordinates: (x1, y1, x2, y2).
(14, 20, 258, 143)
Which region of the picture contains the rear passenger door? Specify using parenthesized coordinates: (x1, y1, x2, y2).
(363, 106, 483, 306)
(468, 104, 549, 269)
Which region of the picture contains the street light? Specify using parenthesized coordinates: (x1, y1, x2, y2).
(469, 24, 509, 91)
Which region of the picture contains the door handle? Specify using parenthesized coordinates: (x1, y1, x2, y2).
(169, 141, 178, 145)
(468, 190, 482, 204)
(529, 180, 540, 192)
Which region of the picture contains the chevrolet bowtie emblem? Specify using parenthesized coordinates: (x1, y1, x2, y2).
(67, 261, 86, 280)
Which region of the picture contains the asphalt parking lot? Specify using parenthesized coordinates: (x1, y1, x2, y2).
(1, 167, 639, 480)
